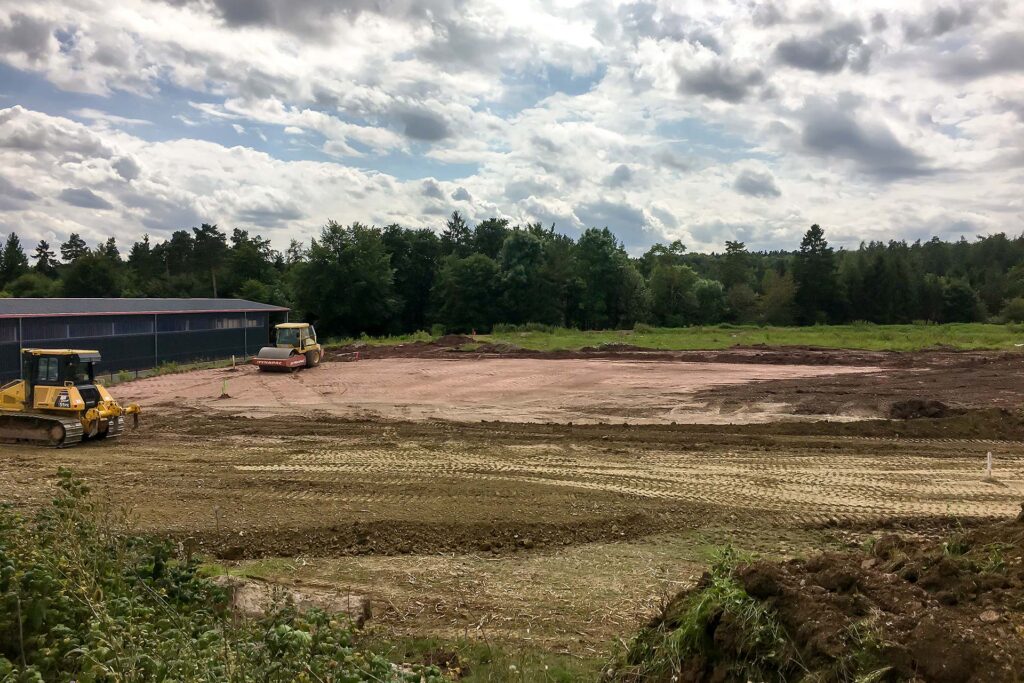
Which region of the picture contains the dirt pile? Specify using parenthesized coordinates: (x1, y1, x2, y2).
(699, 354, 1024, 417)
(327, 339, 1023, 369)
(889, 399, 964, 420)
(613, 514, 1024, 682)
(326, 334, 477, 360)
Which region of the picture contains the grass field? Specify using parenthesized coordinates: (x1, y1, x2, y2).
(336, 323, 1024, 353)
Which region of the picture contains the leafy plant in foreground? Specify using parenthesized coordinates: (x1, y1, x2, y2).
(0, 469, 442, 682)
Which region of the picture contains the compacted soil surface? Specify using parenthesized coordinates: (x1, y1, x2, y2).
(114, 356, 878, 424)
(2, 344, 1023, 673)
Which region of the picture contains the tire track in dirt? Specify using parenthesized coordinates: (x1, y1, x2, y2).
(225, 436, 1024, 529)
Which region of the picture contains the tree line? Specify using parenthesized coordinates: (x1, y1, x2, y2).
(2, 214, 1022, 336)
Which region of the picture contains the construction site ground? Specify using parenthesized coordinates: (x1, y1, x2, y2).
(2, 339, 1023, 675)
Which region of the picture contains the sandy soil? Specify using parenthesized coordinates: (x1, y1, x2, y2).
(114, 358, 881, 424)
(5, 348, 1024, 660)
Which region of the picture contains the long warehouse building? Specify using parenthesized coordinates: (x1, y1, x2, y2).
(0, 298, 289, 382)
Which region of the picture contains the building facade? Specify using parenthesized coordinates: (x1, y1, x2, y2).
(0, 298, 289, 382)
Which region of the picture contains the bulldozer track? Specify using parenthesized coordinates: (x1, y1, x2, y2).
(219, 436, 1024, 528)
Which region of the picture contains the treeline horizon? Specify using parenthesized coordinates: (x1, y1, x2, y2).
(2, 213, 1024, 336)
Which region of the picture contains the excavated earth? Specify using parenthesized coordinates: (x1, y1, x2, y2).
(1, 341, 1023, 663)
(620, 510, 1024, 682)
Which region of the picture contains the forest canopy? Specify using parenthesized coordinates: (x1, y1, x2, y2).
(2, 214, 1020, 336)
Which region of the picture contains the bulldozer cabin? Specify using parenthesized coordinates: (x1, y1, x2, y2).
(0, 349, 141, 447)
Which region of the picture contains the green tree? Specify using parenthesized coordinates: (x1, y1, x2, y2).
(693, 278, 725, 324)
(760, 269, 797, 325)
(792, 224, 840, 323)
(432, 254, 500, 332)
(726, 283, 759, 323)
(96, 237, 120, 261)
(618, 264, 652, 327)
(639, 240, 686, 277)
(60, 233, 90, 263)
(537, 229, 578, 326)
(155, 230, 195, 277)
(0, 233, 29, 285)
(918, 274, 946, 322)
(720, 240, 751, 289)
(1000, 297, 1024, 322)
(293, 221, 397, 336)
(573, 228, 636, 328)
(649, 262, 699, 326)
(441, 211, 472, 257)
(473, 218, 511, 260)
(192, 223, 228, 297)
(62, 253, 123, 296)
(6, 271, 59, 297)
(235, 278, 287, 307)
(942, 278, 984, 322)
(223, 228, 277, 295)
(32, 240, 59, 276)
(499, 230, 549, 324)
(127, 235, 161, 274)
(382, 225, 442, 332)
(285, 239, 308, 265)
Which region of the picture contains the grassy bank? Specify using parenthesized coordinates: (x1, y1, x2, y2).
(335, 323, 1024, 353)
(484, 323, 1024, 352)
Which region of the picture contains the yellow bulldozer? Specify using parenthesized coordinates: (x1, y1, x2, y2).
(0, 349, 141, 447)
(251, 322, 323, 371)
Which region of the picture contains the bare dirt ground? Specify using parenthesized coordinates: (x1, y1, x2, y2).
(3, 346, 1024, 662)
(113, 357, 880, 424)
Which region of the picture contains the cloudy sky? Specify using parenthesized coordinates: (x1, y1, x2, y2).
(0, 0, 1021, 255)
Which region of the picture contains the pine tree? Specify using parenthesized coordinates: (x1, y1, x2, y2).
(60, 233, 90, 263)
(97, 237, 120, 260)
(441, 211, 472, 257)
(192, 223, 228, 297)
(720, 240, 751, 289)
(792, 224, 840, 324)
(0, 233, 29, 286)
(32, 240, 58, 276)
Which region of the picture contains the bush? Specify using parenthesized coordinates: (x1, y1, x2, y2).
(430, 323, 446, 337)
(0, 469, 442, 682)
(632, 322, 654, 334)
(1000, 297, 1024, 323)
(490, 322, 559, 334)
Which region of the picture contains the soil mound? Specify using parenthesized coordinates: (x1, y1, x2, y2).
(325, 334, 477, 360)
(611, 514, 1024, 682)
(889, 399, 964, 420)
(434, 334, 476, 347)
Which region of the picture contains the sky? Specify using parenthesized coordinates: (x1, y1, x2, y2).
(0, 0, 1021, 256)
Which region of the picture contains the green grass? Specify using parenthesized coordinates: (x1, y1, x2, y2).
(481, 322, 1024, 353)
(364, 636, 601, 682)
(323, 329, 437, 347)
(103, 356, 247, 386)
(608, 547, 790, 682)
(330, 323, 1024, 353)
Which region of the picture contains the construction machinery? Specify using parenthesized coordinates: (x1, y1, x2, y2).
(0, 349, 141, 447)
(252, 322, 322, 372)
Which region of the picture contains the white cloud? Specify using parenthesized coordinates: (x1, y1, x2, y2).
(0, 0, 1020, 252)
